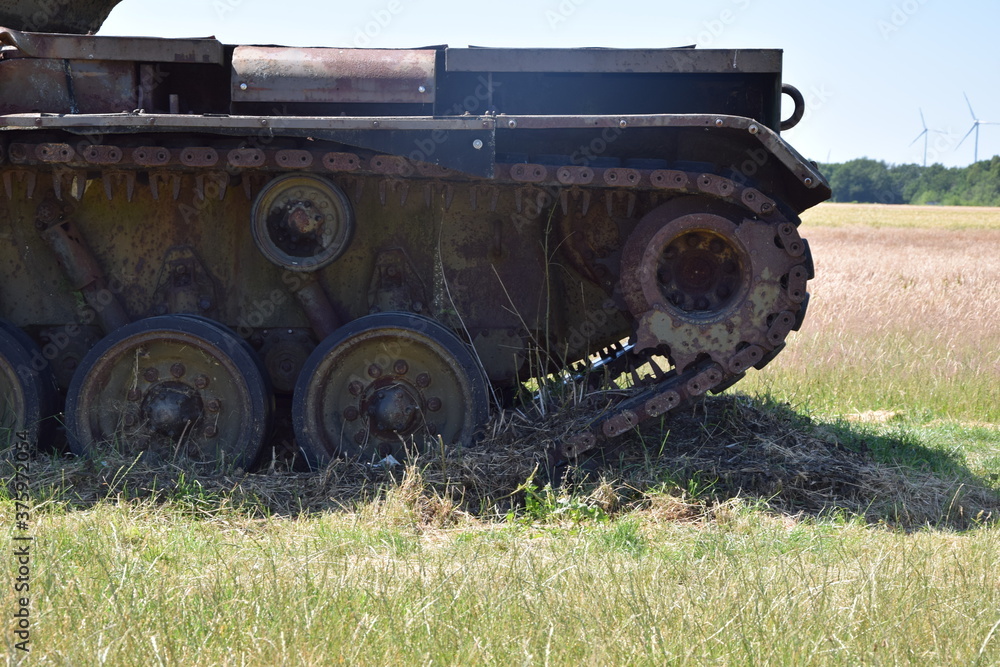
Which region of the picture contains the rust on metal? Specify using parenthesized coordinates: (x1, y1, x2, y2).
(322, 152, 360, 172)
(651, 170, 690, 190)
(696, 173, 734, 198)
(35, 200, 129, 334)
(291, 276, 341, 341)
(83, 145, 123, 165)
(644, 389, 680, 418)
(100, 171, 135, 201)
(786, 265, 809, 303)
(766, 311, 796, 347)
(686, 365, 723, 396)
(0, 26, 223, 62)
(556, 166, 594, 185)
(231, 46, 435, 104)
(276, 150, 314, 169)
(602, 410, 640, 438)
(415, 162, 450, 178)
(36, 144, 73, 163)
(370, 155, 410, 175)
(179, 148, 219, 168)
(727, 345, 765, 375)
(228, 148, 265, 169)
(150, 247, 219, 318)
(510, 164, 547, 183)
(133, 147, 171, 167)
(740, 188, 776, 216)
(604, 168, 641, 187)
(776, 222, 805, 256)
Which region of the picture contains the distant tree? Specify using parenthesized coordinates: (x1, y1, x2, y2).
(823, 159, 901, 204)
(817, 157, 1000, 206)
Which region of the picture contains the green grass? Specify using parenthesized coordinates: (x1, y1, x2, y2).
(738, 325, 1000, 425)
(3, 497, 999, 665)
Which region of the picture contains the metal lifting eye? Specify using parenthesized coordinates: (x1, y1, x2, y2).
(780, 84, 805, 131)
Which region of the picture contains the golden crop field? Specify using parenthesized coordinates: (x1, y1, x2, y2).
(800, 201, 1000, 230)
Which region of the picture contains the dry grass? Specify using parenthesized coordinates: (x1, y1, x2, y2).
(18, 391, 998, 531)
(742, 215, 1000, 423)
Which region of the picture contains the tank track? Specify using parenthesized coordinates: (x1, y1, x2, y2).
(1, 132, 812, 462)
(3, 135, 789, 216)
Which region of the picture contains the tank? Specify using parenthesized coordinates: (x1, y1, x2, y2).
(0, 4, 830, 469)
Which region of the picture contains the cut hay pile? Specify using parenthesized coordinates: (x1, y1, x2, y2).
(14, 393, 1000, 530)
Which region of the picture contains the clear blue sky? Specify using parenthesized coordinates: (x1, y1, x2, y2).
(99, 0, 1000, 169)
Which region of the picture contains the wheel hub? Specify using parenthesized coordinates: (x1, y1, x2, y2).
(268, 200, 323, 258)
(363, 381, 421, 437)
(658, 230, 745, 314)
(140, 380, 203, 439)
(293, 312, 490, 466)
(286, 201, 324, 236)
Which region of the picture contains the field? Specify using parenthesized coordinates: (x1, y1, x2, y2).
(3, 203, 1000, 665)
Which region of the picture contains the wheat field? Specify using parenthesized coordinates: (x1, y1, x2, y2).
(799, 202, 1000, 230)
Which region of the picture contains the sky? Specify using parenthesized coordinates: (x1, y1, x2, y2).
(98, 0, 1000, 169)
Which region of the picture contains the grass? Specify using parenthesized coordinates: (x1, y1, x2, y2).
(3, 201, 1000, 664)
(2, 488, 999, 665)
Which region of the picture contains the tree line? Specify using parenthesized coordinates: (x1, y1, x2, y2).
(818, 156, 1000, 206)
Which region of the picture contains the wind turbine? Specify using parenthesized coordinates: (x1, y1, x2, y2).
(957, 93, 1000, 163)
(909, 109, 945, 167)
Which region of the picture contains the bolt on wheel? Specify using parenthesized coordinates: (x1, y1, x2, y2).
(293, 312, 490, 468)
(0, 319, 58, 450)
(65, 315, 272, 470)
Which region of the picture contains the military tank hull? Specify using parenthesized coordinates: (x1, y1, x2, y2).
(0, 23, 830, 468)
